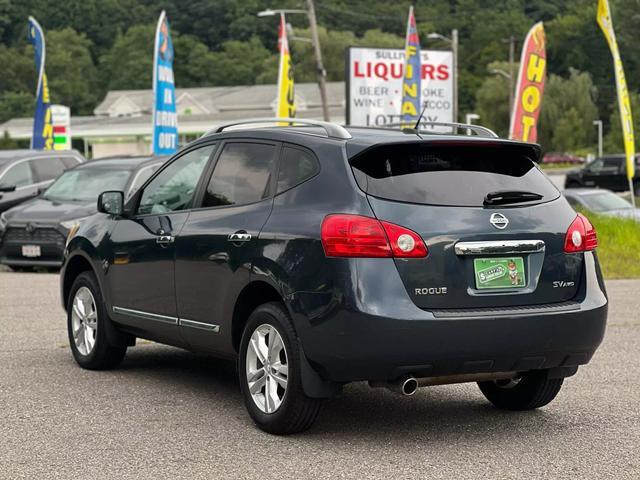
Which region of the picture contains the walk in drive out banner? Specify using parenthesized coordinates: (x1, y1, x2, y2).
(152, 10, 178, 155)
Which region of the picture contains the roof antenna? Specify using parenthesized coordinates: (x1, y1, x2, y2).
(414, 103, 428, 130)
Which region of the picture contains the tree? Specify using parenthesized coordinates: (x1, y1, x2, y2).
(474, 61, 512, 137)
(0, 91, 34, 123)
(604, 91, 640, 153)
(99, 24, 154, 91)
(47, 28, 99, 114)
(208, 37, 277, 86)
(539, 69, 599, 152)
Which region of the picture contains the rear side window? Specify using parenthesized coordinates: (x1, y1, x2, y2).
(276, 146, 319, 194)
(203, 142, 276, 207)
(31, 157, 66, 181)
(350, 143, 559, 207)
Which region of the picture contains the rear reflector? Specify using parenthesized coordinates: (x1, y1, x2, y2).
(321, 214, 428, 258)
(564, 213, 597, 253)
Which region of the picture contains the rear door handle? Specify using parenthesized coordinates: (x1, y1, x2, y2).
(156, 235, 175, 245)
(228, 231, 251, 243)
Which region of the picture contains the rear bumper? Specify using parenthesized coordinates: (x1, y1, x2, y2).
(290, 252, 607, 383)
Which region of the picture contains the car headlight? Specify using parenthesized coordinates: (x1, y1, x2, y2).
(60, 217, 89, 230)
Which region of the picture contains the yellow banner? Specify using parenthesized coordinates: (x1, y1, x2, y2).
(597, 0, 635, 181)
(276, 13, 295, 119)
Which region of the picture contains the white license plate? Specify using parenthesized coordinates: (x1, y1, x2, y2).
(21, 245, 41, 257)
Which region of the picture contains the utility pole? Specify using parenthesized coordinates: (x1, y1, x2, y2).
(508, 35, 515, 115)
(305, 0, 330, 121)
(593, 120, 603, 158)
(452, 29, 458, 123)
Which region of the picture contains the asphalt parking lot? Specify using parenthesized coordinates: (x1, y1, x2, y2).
(1, 272, 639, 479)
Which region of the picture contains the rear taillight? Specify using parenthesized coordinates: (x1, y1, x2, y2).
(321, 214, 428, 258)
(564, 213, 597, 253)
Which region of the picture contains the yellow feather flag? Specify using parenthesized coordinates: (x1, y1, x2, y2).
(276, 13, 295, 120)
(597, 0, 635, 187)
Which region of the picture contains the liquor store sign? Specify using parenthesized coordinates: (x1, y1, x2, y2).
(346, 47, 453, 127)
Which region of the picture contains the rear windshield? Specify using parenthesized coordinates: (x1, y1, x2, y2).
(350, 143, 559, 207)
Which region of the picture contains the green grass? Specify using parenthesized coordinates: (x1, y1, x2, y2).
(584, 212, 640, 279)
(540, 162, 583, 170)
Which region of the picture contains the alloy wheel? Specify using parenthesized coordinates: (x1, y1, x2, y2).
(246, 323, 289, 414)
(71, 286, 98, 356)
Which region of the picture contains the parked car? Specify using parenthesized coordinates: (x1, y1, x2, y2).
(0, 149, 85, 213)
(0, 155, 166, 269)
(565, 154, 640, 194)
(60, 119, 607, 435)
(542, 152, 584, 165)
(563, 188, 640, 220)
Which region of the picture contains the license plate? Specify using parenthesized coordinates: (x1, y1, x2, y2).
(474, 257, 526, 289)
(21, 245, 41, 257)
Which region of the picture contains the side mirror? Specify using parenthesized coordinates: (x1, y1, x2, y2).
(0, 184, 16, 193)
(97, 191, 124, 216)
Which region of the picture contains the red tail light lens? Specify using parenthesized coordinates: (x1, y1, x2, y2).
(321, 214, 427, 258)
(564, 213, 597, 253)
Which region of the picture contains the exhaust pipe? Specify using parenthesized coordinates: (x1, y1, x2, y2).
(370, 375, 418, 396)
(369, 371, 518, 396)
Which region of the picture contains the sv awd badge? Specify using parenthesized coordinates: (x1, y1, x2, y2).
(415, 287, 448, 296)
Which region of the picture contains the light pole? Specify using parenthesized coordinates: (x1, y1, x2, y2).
(257, 1, 330, 122)
(465, 113, 479, 135)
(593, 120, 603, 158)
(427, 29, 458, 122)
(489, 68, 513, 119)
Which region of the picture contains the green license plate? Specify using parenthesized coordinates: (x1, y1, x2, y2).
(474, 257, 526, 289)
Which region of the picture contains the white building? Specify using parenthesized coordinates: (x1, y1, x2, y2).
(1, 82, 346, 158)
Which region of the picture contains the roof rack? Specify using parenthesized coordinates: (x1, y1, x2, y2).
(375, 121, 499, 138)
(203, 118, 352, 140)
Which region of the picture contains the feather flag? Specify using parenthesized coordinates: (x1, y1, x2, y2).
(276, 13, 295, 119)
(27, 17, 53, 150)
(401, 6, 421, 128)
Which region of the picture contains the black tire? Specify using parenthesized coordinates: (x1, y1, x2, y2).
(565, 181, 581, 189)
(67, 271, 127, 370)
(478, 370, 563, 411)
(238, 302, 323, 435)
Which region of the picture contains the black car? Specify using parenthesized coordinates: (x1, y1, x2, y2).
(0, 155, 165, 269)
(0, 149, 85, 213)
(563, 188, 640, 220)
(564, 154, 640, 194)
(60, 119, 607, 434)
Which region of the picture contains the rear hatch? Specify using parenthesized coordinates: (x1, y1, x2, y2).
(349, 140, 583, 310)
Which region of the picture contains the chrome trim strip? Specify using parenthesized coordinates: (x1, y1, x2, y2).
(179, 318, 220, 333)
(454, 240, 545, 256)
(112, 306, 178, 325)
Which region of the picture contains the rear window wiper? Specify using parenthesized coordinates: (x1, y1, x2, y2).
(484, 190, 543, 206)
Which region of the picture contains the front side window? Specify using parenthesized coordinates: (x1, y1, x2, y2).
(0, 161, 34, 188)
(44, 168, 131, 202)
(202, 142, 276, 208)
(127, 163, 162, 200)
(138, 145, 214, 215)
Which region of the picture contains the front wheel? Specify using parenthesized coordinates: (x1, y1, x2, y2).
(67, 271, 127, 370)
(478, 370, 563, 411)
(239, 302, 323, 434)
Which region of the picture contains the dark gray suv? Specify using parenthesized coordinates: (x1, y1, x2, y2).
(59, 119, 608, 434)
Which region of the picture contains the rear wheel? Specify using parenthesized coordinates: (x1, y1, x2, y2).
(67, 271, 127, 370)
(239, 302, 322, 434)
(478, 370, 563, 411)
